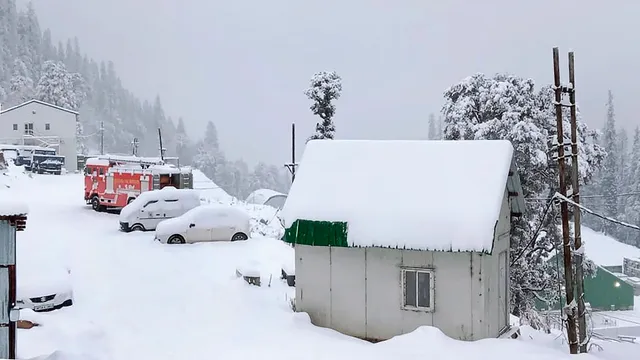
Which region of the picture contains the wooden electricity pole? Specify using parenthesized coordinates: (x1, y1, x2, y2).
(553, 47, 578, 354)
(568, 51, 588, 353)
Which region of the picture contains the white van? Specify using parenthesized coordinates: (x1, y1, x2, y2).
(119, 187, 201, 232)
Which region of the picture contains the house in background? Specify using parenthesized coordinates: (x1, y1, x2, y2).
(0, 99, 78, 173)
(246, 189, 287, 210)
(282, 139, 525, 342)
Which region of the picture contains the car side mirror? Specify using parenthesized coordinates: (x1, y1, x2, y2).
(189, 223, 195, 228)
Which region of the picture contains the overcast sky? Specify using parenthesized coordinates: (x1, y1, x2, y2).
(22, 0, 640, 166)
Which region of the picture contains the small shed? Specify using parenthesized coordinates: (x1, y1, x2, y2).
(282, 139, 525, 342)
(536, 258, 635, 311)
(246, 189, 287, 210)
(0, 200, 28, 359)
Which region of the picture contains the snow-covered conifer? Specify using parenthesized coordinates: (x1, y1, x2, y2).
(304, 71, 342, 141)
(441, 72, 604, 326)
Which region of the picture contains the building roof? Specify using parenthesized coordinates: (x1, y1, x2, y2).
(1, 99, 79, 115)
(0, 200, 28, 231)
(281, 139, 525, 253)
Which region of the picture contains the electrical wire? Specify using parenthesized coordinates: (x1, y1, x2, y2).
(510, 197, 556, 267)
(526, 191, 640, 202)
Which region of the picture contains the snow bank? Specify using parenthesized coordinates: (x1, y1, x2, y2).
(192, 168, 234, 203)
(282, 139, 514, 252)
(581, 226, 640, 266)
(0, 162, 30, 215)
(193, 170, 284, 239)
(10, 170, 636, 360)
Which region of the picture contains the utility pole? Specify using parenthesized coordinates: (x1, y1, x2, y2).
(553, 47, 578, 355)
(157, 128, 165, 161)
(99, 121, 104, 155)
(284, 123, 298, 183)
(567, 51, 587, 353)
(131, 137, 139, 157)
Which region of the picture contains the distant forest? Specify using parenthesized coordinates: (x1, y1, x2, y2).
(0, 1, 290, 198)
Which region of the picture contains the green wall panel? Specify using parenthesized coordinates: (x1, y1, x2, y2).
(284, 219, 348, 247)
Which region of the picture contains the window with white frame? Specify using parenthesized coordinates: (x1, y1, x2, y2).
(12, 124, 17, 131)
(45, 123, 50, 130)
(402, 268, 434, 311)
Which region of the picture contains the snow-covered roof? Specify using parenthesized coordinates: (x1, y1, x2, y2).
(0, 200, 29, 217)
(246, 189, 286, 205)
(282, 140, 524, 253)
(0, 99, 79, 115)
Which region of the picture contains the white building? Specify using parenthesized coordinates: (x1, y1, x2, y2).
(281, 139, 525, 342)
(0, 100, 78, 172)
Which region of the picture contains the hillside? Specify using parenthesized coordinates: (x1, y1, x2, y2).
(0, 2, 290, 200)
(582, 226, 640, 267)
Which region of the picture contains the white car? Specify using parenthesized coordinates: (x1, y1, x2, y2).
(154, 204, 251, 244)
(16, 265, 73, 312)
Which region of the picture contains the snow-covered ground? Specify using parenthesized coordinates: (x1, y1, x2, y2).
(582, 226, 640, 267)
(2, 166, 636, 359)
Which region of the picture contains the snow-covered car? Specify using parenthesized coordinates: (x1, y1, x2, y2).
(16, 265, 73, 312)
(154, 204, 251, 244)
(119, 187, 201, 232)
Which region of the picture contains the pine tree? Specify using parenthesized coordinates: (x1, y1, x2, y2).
(175, 117, 193, 164)
(16, 1, 41, 80)
(192, 121, 222, 181)
(601, 90, 619, 235)
(628, 127, 640, 245)
(7, 58, 34, 106)
(427, 113, 437, 140)
(304, 71, 342, 141)
(35, 60, 83, 110)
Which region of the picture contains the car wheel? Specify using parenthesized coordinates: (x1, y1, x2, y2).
(167, 235, 186, 244)
(91, 196, 103, 212)
(231, 232, 249, 241)
(130, 224, 145, 232)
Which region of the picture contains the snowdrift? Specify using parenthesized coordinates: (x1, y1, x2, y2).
(193, 170, 284, 239)
(7, 167, 634, 360)
(192, 169, 233, 203)
(581, 226, 640, 267)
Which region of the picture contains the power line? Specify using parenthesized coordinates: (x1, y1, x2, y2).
(554, 193, 640, 231)
(526, 191, 640, 202)
(510, 198, 555, 267)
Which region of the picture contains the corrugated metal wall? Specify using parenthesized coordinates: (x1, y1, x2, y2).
(0, 220, 16, 359)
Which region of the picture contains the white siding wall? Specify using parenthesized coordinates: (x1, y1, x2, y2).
(481, 188, 512, 337)
(0, 102, 77, 172)
(296, 246, 488, 341)
(295, 188, 513, 341)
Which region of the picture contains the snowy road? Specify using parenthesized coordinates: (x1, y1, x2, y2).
(10, 172, 631, 360)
